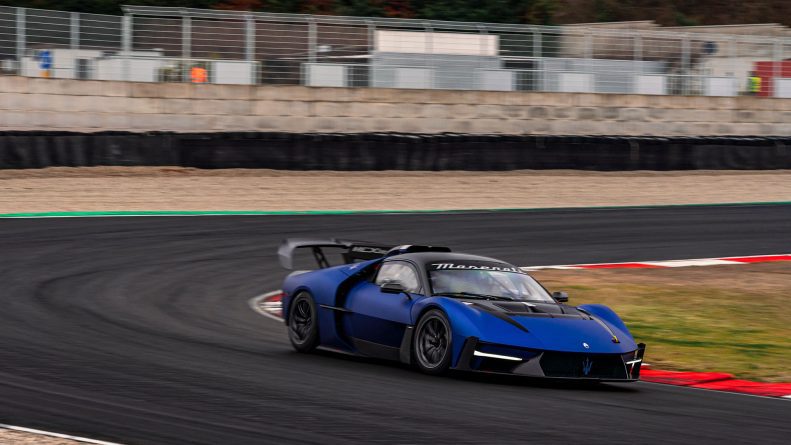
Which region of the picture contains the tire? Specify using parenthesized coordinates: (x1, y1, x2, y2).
(412, 309, 453, 375)
(288, 292, 319, 353)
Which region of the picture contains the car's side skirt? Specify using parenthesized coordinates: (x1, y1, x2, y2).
(351, 337, 401, 361)
(345, 326, 415, 364)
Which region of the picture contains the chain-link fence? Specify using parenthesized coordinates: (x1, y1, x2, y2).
(2, 5, 791, 97)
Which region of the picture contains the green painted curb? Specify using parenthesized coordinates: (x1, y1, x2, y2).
(0, 202, 789, 218)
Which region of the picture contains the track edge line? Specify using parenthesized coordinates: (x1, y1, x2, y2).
(1, 201, 790, 218)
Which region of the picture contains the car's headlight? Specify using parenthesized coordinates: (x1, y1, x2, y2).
(473, 350, 523, 361)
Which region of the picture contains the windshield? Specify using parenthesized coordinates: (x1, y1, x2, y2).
(428, 264, 554, 302)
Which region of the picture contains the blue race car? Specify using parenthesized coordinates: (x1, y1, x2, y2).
(278, 239, 645, 380)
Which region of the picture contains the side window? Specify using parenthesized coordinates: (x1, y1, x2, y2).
(375, 262, 421, 294)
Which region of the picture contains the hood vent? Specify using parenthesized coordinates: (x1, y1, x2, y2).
(491, 302, 587, 319)
(493, 302, 534, 314)
(494, 302, 569, 315)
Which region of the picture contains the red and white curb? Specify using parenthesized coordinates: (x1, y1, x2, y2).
(249, 290, 285, 321)
(520, 253, 791, 271)
(638, 368, 791, 399)
(252, 253, 791, 399)
(0, 423, 123, 445)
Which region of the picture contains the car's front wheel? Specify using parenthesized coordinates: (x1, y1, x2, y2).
(413, 309, 452, 375)
(288, 292, 319, 352)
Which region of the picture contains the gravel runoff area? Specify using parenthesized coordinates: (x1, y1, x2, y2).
(0, 168, 789, 214)
(0, 428, 87, 444)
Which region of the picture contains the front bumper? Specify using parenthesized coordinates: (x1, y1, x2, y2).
(453, 337, 646, 381)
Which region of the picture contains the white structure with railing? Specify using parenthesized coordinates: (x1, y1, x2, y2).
(1, 5, 791, 97)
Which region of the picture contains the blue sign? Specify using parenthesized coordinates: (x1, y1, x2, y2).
(38, 50, 52, 70)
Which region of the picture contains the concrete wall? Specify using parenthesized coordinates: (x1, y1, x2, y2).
(1, 76, 791, 136)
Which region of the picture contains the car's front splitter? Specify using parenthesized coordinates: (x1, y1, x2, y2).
(453, 336, 646, 381)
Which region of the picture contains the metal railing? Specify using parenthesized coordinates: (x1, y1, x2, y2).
(1, 5, 791, 97)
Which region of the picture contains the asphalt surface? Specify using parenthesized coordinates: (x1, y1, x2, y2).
(1, 204, 790, 444)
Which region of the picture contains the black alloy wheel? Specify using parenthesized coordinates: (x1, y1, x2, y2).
(288, 292, 319, 352)
(413, 309, 452, 374)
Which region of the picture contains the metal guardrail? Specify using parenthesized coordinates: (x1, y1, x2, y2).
(1, 5, 790, 97)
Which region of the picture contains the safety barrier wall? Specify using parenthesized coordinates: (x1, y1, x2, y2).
(2, 77, 791, 136)
(1, 132, 789, 170)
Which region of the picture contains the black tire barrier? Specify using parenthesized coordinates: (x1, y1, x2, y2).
(0, 132, 789, 170)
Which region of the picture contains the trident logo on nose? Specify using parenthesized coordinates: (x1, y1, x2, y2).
(582, 357, 593, 376)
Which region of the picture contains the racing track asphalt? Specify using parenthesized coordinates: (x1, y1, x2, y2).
(1, 204, 790, 445)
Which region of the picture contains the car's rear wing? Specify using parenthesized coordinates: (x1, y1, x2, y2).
(278, 238, 452, 270)
(277, 238, 392, 270)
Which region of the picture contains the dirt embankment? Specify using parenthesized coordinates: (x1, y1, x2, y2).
(0, 168, 789, 214)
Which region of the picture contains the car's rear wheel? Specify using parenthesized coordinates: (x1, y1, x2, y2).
(413, 309, 452, 375)
(288, 292, 319, 352)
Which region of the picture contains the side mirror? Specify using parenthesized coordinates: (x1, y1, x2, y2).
(381, 282, 406, 294)
(552, 291, 569, 303)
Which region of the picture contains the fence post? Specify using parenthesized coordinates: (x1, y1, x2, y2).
(245, 14, 255, 84)
(633, 33, 642, 94)
(584, 28, 592, 59)
(424, 21, 433, 88)
(681, 34, 690, 95)
(584, 27, 592, 92)
(533, 28, 542, 58)
(772, 38, 782, 98)
(182, 13, 191, 82)
(367, 20, 375, 53)
(304, 17, 316, 86)
(728, 36, 736, 95)
(366, 19, 375, 88)
(477, 24, 486, 90)
(70, 12, 79, 50)
(308, 18, 317, 63)
(16, 7, 25, 75)
(533, 28, 542, 91)
(122, 14, 132, 81)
